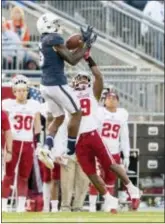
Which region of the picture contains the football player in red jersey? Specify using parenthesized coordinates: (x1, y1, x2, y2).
(2, 110, 13, 163)
(74, 52, 141, 212)
(2, 75, 41, 212)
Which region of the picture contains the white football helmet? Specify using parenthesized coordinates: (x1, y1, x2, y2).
(73, 71, 91, 90)
(36, 13, 61, 35)
(12, 74, 30, 89)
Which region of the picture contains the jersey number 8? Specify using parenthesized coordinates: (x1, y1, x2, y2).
(39, 42, 44, 67)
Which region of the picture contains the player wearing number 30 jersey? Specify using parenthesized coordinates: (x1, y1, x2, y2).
(74, 52, 141, 212)
(2, 75, 41, 213)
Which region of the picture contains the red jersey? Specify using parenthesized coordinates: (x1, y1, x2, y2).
(2, 110, 11, 149)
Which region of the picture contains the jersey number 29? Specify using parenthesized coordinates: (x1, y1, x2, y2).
(101, 123, 120, 139)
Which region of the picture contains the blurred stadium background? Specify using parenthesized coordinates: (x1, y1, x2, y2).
(2, 0, 164, 215)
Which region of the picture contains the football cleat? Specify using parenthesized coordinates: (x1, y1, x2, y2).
(103, 195, 118, 213)
(36, 144, 54, 169)
(127, 186, 142, 210)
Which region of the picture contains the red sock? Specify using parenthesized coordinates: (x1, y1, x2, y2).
(18, 176, 28, 196)
(2, 176, 13, 198)
(107, 187, 115, 196)
(89, 184, 99, 195)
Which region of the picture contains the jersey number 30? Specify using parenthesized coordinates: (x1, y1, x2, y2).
(80, 98, 90, 116)
(101, 123, 120, 139)
(14, 115, 33, 130)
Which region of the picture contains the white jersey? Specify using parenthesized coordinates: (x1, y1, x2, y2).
(75, 88, 99, 134)
(97, 107, 130, 157)
(2, 99, 40, 142)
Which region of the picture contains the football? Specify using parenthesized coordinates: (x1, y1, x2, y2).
(66, 33, 83, 50)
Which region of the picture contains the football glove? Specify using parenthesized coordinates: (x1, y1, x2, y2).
(80, 25, 93, 42)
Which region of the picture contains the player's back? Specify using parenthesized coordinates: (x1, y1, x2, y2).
(39, 33, 67, 86)
(2, 99, 40, 142)
(75, 88, 98, 134)
(97, 107, 128, 154)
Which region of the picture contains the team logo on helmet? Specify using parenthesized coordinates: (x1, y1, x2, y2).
(12, 74, 30, 89)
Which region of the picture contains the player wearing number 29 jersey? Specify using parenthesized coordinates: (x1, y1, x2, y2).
(2, 75, 41, 213)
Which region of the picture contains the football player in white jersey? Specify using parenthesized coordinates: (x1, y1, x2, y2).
(2, 75, 41, 212)
(89, 89, 131, 212)
(74, 53, 141, 212)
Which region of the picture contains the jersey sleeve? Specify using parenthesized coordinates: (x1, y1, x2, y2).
(2, 99, 12, 112)
(32, 100, 41, 114)
(120, 109, 130, 158)
(2, 110, 11, 131)
(47, 33, 64, 46)
(95, 106, 104, 128)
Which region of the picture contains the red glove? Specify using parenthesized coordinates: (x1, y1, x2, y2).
(83, 48, 91, 61)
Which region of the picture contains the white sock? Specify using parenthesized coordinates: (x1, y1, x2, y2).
(125, 181, 133, 189)
(51, 200, 58, 211)
(2, 198, 8, 211)
(17, 197, 26, 212)
(89, 195, 97, 206)
(43, 182, 51, 211)
(103, 192, 110, 200)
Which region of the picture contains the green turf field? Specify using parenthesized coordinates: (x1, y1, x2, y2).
(2, 211, 164, 223)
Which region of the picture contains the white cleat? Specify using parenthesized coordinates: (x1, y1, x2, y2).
(51, 208, 58, 212)
(89, 206, 96, 212)
(36, 144, 54, 169)
(103, 195, 118, 213)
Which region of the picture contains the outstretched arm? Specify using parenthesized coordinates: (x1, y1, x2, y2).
(86, 55, 103, 101)
(53, 44, 88, 66)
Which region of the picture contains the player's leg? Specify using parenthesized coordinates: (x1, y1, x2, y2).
(40, 86, 65, 151)
(76, 134, 118, 213)
(60, 157, 76, 211)
(89, 183, 98, 212)
(104, 153, 121, 196)
(51, 85, 82, 155)
(92, 131, 140, 210)
(89, 159, 102, 212)
(72, 162, 89, 211)
(50, 163, 60, 212)
(17, 142, 34, 212)
(41, 164, 51, 212)
(2, 141, 19, 212)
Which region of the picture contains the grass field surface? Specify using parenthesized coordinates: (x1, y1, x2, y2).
(2, 211, 164, 223)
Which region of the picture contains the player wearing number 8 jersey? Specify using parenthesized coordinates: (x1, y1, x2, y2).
(74, 52, 141, 212)
(36, 13, 97, 168)
(2, 75, 41, 212)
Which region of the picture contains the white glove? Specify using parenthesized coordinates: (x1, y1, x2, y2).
(123, 157, 130, 171)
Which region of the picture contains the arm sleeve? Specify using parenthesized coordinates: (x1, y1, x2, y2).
(47, 33, 64, 46)
(120, 121, 130, 158)
(2, 111, 11, 131)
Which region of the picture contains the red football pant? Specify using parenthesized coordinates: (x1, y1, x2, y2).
(89, 153, 121, 196)
(76, 130, 116, 176)
(41, 163, 61, 183)
(2, 140, 34, 198)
